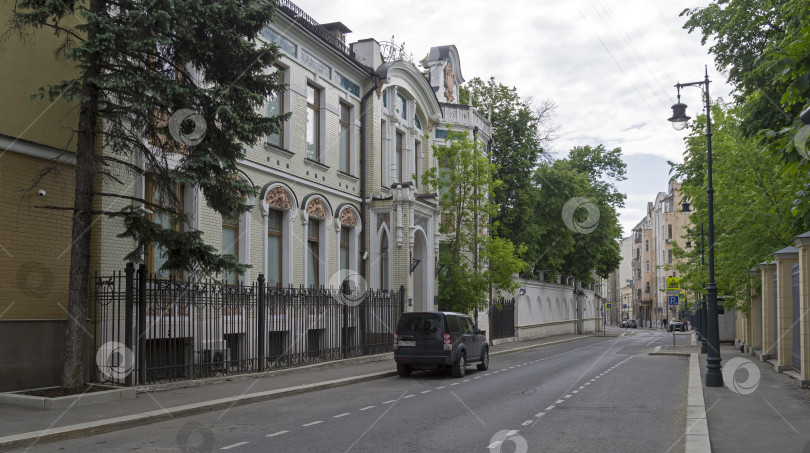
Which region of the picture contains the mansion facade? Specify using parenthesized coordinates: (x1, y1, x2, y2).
(0, 0, 491, 389)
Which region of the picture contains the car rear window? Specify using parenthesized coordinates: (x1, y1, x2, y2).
(447, 315, 465, 337)
(397, 314, 442, 337)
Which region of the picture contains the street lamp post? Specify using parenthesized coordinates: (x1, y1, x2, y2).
(668, 65, 723, 387)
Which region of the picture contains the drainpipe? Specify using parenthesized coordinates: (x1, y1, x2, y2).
(359, 76, 380, 280)
(473, 126, 478, 325)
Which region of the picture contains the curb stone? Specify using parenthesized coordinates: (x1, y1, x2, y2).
(685, 352, 711, 453)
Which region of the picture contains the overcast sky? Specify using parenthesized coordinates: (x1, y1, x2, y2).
(292, 0, 733, 235)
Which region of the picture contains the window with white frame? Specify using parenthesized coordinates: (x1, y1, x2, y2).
(306, 83, 322, 161)
(307, 218, 320, 288)
(380, 229, 390, 290)
(339, 102, 351, 174)
(413, 138, 420, 188)
(267, 64, 287, 148)
(395, 130, 404, 183)
(267, 209, 283, 287)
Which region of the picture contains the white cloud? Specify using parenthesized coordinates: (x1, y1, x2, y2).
(290, 0, 731, 236)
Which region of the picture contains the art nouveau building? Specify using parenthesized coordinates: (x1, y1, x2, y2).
(0, 0, 493, 390)
(88, 3, 491, 312)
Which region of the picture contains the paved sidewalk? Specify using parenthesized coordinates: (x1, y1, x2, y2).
(0, 333, 604, 450)
(655, 336, 810, 452)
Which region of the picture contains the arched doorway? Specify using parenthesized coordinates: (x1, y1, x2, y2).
(413, 230, 429, 311)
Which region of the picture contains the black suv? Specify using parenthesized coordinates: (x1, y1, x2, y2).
(394, 311, 489, 378)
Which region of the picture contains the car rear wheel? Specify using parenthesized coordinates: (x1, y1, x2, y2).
(397, 364, 412, 377)
(451, 352, 466, 378)
(477, 348, 489, 371)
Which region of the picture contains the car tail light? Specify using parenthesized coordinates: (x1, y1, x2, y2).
(443, 333, 452, 351)
(394, 333, 398, 350)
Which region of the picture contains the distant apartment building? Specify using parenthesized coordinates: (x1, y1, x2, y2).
(631, 180, 689, 327)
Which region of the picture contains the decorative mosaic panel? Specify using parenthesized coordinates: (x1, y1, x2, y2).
(260, 27, 297, 57)
(337, 72, 360, 97)
(302, 50, 331, 79)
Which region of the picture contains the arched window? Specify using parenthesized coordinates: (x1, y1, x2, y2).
(266, 209, 283, 287)
(307, 219, 320, 287)
(380, 230, 390, 290)
(262, 184, 296, 288)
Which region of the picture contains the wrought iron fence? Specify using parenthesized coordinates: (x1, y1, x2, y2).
(490, 298, 516, 339)
(91, 263, 402, 386)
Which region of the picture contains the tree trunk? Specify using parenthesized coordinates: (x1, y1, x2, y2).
(61, 0, 102, 390)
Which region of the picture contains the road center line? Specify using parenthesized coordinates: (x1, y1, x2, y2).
(302, 421, 323, 427)
(334, 413, 351, 418)
(221, 442, 250, 450)
(521, 420, 533, 426)
(535, 412, 546, 417)
(266, 431, 289, 438)
(360, 406, 376, 410)
(382, 400, 396, 404)
(403, 394, 416, 398)
(545, 405, 555, 411)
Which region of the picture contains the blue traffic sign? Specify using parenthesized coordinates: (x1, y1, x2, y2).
(668, 295, 679, 305)
(622, 304, 627, 309)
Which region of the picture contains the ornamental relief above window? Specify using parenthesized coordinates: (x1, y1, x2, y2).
(306, 197, 328, 219)
(339, 208, 358, 226)
(264, 186, 292, 210)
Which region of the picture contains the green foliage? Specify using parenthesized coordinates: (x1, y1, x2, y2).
(463, 76, 557, 253)
(527, 148, 624, 283)
(5, 0, 288, 276)
(423, 129, 527, 313)
(669, 103, 804, 309)
(681, 0, 810, 222)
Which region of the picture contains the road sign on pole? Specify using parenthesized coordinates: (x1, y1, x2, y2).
(605, 303, 613, 309)
(668, 295, 679, 305)
(666, 277, 681, 291)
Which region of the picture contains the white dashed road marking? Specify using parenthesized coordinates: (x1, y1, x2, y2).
(360, 406, 376, 411)
(302, 421, 322, 427)
(221, 442, 249, 450)
(266, 431, 288, 438)
(334, 413, 351, 418)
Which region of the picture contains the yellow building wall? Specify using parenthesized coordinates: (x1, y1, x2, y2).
(0, 152, 75, 319)
(0, 5, 80, 151)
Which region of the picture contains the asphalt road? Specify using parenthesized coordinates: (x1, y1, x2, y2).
(31, 331, 691, 453)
